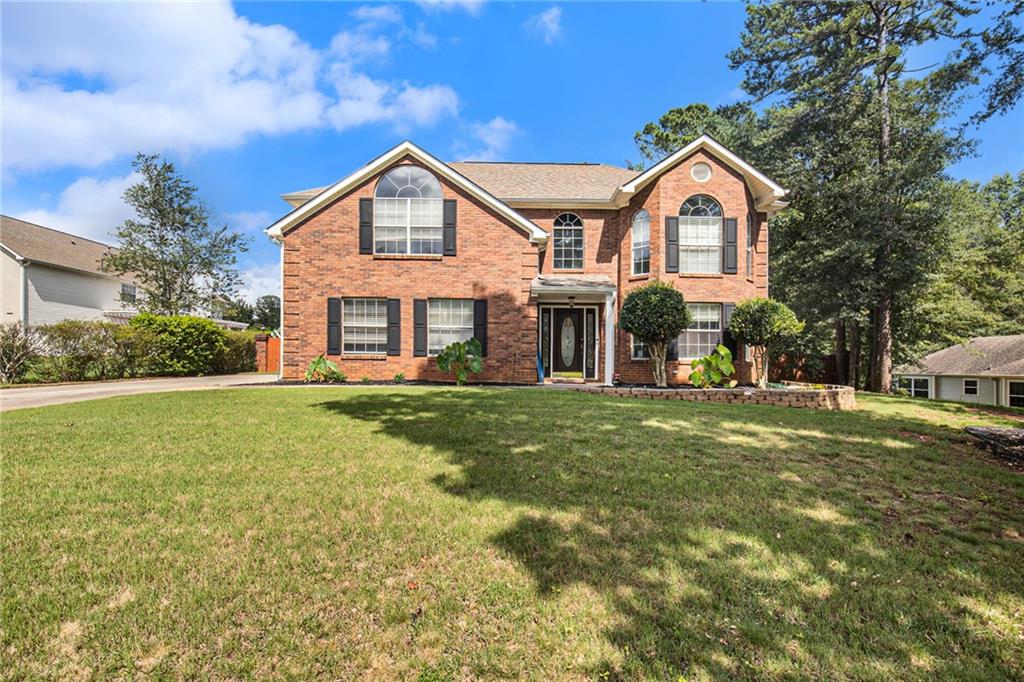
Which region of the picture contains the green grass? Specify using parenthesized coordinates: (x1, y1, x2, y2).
(3, 389, 1023, 679)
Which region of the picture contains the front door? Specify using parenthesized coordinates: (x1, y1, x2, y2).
(553, 309, 584, 375)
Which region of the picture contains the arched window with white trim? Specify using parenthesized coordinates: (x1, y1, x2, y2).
(679, 194, 722, 274)
(374, 165, 444, 254)
(553, 212, 584, 270)
(631, 210, 650, 275)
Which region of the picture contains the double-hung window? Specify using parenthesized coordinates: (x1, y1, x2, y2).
(677, 303, 722, 359)
(553, 213, 584, 270)
(631, 335, 649, 360)
(120, 282, 137, 305)
(1009, 381, 1024, 407)
(374, 165, 444, 255)
(679, 195, 722, 274)
(898, 377, 930, 399)
(963, 379, 979, 396)
(343, 298, 388, 354)
(428, 299, 474, 355)
(631, 210, 650, 275)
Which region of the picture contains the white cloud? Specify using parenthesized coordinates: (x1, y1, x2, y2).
(2, 2, 460, 173)
(15, 173, 139, 244)
(225, 210, 273, 233)
(417, 0, 484, 16)
(237, 261, 280, 303)
(405, 21, 439, 50)
(524, 6, 562, 44)
(456, 117, 521, 161)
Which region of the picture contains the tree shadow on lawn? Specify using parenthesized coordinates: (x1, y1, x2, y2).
(317, 390, 1023, 679)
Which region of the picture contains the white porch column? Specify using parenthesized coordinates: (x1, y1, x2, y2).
(603, 290, 616, 385)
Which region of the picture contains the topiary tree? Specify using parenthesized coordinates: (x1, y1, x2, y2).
(619, 281, 692, 387)
(728, 298, 804, 388)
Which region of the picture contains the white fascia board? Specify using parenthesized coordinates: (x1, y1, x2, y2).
(612, 135, 788, 210)
(265, 141, 548, 244)
(0, 243, 25, 261)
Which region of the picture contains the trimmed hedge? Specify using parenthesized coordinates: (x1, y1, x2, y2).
(129, 313, 227, 376)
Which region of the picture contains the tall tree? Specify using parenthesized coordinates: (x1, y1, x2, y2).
(730, 0, 1024, 391)
(102, 153, 250, 316)
(211, 296, 255, 326)
(254, 295, 281, 331)
(631, 103, 762, 169)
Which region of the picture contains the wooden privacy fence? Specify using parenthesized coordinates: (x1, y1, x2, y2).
(255, 334, 280, 373)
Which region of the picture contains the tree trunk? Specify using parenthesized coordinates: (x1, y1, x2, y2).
(871, 292, 893, 392)
(848, 322, 860, 389)
(834, 318, 848, 385)
(649, 341, 667, 387)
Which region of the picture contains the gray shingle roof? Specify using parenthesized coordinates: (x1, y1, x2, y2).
(897, 335, 1024, 377)
(0, 215, 119, 277)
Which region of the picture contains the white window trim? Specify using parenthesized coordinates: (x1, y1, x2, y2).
(1007, 379, 1024, 407)
(342, 297, 388, 355)
(631, 335, 649, 361)
(631, 211, 650, 276)
(899, 375, 933, 399)
(745, 213, 754, 277)
(373, 196, 444, 255)
(963, 378, 979, 396)
(677, 302, 723, 361)
(427, 298, 474, 356)
(552, 213, 585, 271)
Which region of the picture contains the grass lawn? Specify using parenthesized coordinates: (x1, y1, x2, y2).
(3, 388, 1023, 679)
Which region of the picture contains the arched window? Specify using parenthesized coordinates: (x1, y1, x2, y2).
(678, 194, 722, 274)
(631, 210, 650, 275)
(374, 165, 444, 254)
(553, 212, 584, 270)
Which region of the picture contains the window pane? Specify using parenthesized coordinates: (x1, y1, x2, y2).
(376, 165, 443, 199)
(553, 213, 584, 270)
(343, 298, 388, 354)
(428, 299, 474, 354)
(677, 303, 721, 359)
(632, 335, 649, 359)
(374, 196, 443, 255)
(1010, 382, 1024, 407)
(679, 216, 722, 274)
(632, 211, 650, 275)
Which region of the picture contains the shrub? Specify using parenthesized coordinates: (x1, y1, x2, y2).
(393, 372, 406, 384)
(360, 376, 372, 384)
(305, 354, 345, 383)
(109, 324, 160, 378)
(214, 330, 257, 374)
(436, 338, 483, 386)
(728, 298, 804, 388)
(618, 282, 692, 387)
(0, 322, 43, 384)
(689, 344, 738, 388)
(130, 313, 227, 376)
(36, 320, 108, 382)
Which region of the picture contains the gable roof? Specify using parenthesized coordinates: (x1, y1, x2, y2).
(897, 335, 1024, 377)
(0, 215, 121, 278)
(615, 135, 787, 213)
(266, 141, 549, 243)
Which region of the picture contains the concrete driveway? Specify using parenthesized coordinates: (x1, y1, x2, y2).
(0, 374, 278, 412)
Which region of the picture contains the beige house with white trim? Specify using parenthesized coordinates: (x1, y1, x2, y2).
(896, 335, 1024, 408)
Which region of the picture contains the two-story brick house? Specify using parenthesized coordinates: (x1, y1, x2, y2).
(266, 134, 787, 384)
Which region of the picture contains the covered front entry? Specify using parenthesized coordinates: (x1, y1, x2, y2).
(531, 275, 617, 385)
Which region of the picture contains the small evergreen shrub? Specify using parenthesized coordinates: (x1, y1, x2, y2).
(130, 313, 227, 376)
(393, 372, 406, 384)
(214, 330, 257, 374)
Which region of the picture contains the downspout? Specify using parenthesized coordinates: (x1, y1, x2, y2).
(278, 237, 284, 380)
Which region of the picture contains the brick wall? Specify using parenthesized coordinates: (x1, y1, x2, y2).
(281, 155, 540, 383)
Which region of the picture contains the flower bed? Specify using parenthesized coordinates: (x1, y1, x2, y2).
(561, 380, 856, 411)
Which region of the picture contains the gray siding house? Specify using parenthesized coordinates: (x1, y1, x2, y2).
(895, 335, 1024, 408)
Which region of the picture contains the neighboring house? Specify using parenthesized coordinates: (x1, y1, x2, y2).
(0, 215, 247, 330)
(895, 335, 1024, 407)
(266, 135, 788, 384)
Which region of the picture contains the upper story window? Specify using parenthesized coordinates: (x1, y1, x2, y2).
(631, 210, 650, 276)
(745, 213, 754, 277)
(120, 282, 137, 305)
(374, 165, 443, 255)
(553, 212, 584, 270)
(679, 195, 722, 274)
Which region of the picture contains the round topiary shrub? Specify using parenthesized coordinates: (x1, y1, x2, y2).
(618, 281, 691, 387)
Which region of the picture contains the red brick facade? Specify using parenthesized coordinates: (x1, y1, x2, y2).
(279, 147, 771, 385)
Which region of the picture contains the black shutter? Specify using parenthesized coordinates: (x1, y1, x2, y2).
(443, 199, 457, 256)
(327, 298, 341, 355)
(473, 299, 488, 356)
(721, 303, 736, 356)
(723, 218, 738, 274)
(386, 298, 401, 356)
(359, 198, 373, 254)
(667, 337, 678, 361)
(413, 299, 427, 357)
(665, 216, 679, 273)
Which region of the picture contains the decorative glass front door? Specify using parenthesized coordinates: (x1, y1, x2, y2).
(553, 309, 585, 374)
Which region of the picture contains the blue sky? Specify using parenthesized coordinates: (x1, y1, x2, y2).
(3, 1, 1021, 301)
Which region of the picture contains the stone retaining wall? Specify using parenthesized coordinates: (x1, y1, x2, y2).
(562, 381, 856, 411)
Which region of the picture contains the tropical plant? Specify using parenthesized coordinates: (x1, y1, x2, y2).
(436, 338, 483, 386)
(728, 299, 804, 389)
(0, 322, 43, 384)
(304, 354, 346, 383)
(393, 372, 406, 384)
(618, 282, 692, 387)
(689, 345, 738, 388)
